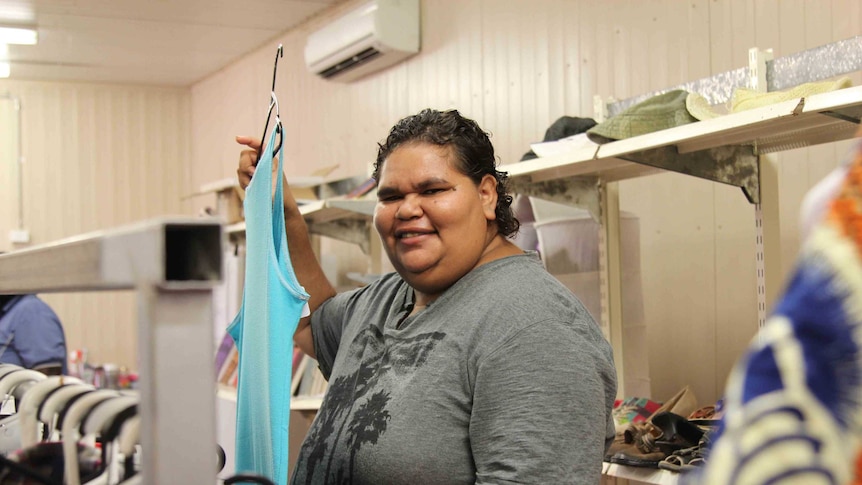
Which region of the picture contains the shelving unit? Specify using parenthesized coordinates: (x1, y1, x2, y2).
(500, 40, 862, 484)
(290, 396, 325, 411)
(601, 463, 680, 485)
(226, 198, 376, 253)
(503, 84, 862, 214)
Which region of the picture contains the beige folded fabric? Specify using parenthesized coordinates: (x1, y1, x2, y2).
(687, 76, 853, 121)
(731, 76, 852, 112)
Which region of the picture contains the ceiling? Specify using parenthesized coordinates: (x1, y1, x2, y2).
(0, 0, 343, 86)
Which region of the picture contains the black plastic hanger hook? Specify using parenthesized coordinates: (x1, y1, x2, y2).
(270, 44, 283, 92)
(258, 44, 284, 161)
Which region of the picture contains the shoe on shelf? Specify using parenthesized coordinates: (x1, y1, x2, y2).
(604, 386, 700, 468)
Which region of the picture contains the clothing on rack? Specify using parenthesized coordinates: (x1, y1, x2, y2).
(0, 363, 143, 484)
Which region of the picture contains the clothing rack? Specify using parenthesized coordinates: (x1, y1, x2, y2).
(0, 217, 223, 484)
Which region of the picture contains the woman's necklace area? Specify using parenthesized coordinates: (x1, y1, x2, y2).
(409, 304, 427, 317)
(397, 302, 428, 329)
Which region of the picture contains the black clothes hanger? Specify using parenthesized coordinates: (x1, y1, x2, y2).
(216, 444, 226, 473)
(257, 44, 284, 162)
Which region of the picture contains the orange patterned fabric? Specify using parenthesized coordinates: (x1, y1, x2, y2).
(829, 151, 862, 250)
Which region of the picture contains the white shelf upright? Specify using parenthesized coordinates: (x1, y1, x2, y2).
(0, 217, 223, 484)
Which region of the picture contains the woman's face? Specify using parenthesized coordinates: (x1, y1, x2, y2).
(374, 142, 498, 297)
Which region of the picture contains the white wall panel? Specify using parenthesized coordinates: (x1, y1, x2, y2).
(189, 0, 861, 406)
(0, 98, 19, 250)
(617, 0, 725, 404)
(0, 80, 191, 370)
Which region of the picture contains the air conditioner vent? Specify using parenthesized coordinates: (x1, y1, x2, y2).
(318, 47, 382, 79)
(304, 0, 420, 82)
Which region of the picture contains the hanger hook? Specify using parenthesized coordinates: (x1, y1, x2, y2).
(258, 44, 284, 161)
(271, 44, 283, 93)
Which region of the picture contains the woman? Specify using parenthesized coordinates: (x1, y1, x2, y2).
(237, 108, 617, 484)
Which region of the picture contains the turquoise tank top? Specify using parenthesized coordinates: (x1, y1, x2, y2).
(227, 126, 310, 484)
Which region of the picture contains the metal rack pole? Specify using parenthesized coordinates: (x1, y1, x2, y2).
(0, 217, 223, 484)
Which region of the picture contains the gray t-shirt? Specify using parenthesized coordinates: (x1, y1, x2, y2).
(291, 252, 617, 485)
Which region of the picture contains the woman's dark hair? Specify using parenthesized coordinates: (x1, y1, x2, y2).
(373, 109, 519, 238)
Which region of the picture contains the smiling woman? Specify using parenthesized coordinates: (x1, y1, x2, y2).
(370, 110, 526, 305)
(373, 140, 512, 301)
(235, 108, 618, 485)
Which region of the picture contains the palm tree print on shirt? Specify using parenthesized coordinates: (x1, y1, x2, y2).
(294, 325, 446, 484)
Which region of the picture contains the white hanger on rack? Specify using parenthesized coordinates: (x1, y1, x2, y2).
(115, 414, 141, 485)
(79, 394, 139, 485)
(37, 383, 95, 442)
(0, 368, 47, 455)
(61, 389, 120, 485)
(0, 365, 27, 404)
(117, 414, 140, 458)
(0, 363, 24, 378)
(0, 367, 45, 415)
(80, 393, 138, 439)
(18, 376, 84, 448)
(0, 368, 46, 401)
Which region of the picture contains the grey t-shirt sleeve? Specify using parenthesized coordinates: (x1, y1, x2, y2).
(470, 318, 617, 485)
(311, 283, 382, 379)
(310, 293, 348, 379)
(311, 274, 407, 379)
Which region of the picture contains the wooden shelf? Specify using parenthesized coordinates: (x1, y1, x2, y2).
(290, 396, 324, 411)
(226, 198, 376, 253)
(300, 198, 375, 224)
(602, 462, 680, 484)
(501, 85, 862, 211)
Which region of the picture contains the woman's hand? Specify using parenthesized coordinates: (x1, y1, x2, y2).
(236, 135, 278, 199)
(236, 135, 261, 190)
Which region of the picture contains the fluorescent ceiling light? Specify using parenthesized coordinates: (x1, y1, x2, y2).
(0, 62, 9, 78)
(0, 25, 37, 45)
(0, 3, 35, 23)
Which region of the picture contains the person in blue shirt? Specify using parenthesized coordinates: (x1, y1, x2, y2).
(0, 294, 67, 375)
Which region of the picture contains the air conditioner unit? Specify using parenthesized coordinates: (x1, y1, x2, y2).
(304, 0, 420, 82)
